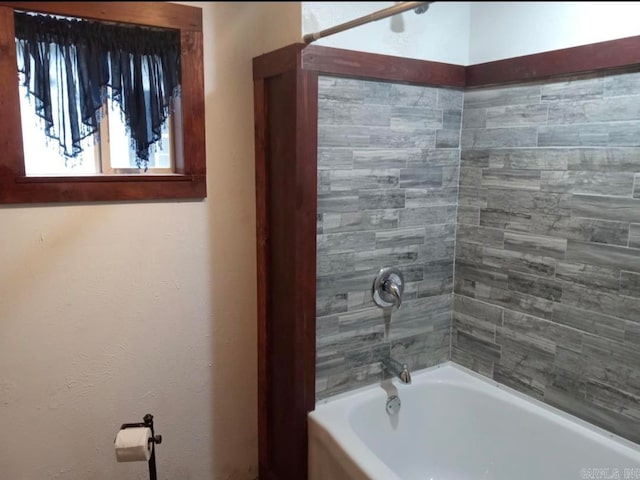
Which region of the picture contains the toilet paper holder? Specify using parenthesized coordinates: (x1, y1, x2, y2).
(118, 413, 163, 480)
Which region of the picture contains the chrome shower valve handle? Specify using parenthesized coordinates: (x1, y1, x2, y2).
(372, 267, 404, 309)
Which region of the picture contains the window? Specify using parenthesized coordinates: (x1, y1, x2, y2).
(0, 2, 206, 204)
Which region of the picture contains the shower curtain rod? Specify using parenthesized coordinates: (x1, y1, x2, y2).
(303, 1, 433, 44)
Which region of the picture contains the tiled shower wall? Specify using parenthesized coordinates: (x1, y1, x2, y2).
(454, 69, 640, 443)
(315, 76, 463, 399)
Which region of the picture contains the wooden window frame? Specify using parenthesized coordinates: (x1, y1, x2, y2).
(0, 2, 206, 204)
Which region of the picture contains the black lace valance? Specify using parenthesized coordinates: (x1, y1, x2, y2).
(14, 11, 181, 168)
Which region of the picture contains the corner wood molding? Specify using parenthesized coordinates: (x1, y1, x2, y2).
(254, 34, 640, 88)
(253, 34, 640, 480)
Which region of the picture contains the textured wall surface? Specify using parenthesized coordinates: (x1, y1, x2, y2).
(316, 76, 462, 399)
(454, 68, 640, 443)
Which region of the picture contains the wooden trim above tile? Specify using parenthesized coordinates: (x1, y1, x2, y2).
(466, 35, 640, 87)
(255, 35, 640, 89)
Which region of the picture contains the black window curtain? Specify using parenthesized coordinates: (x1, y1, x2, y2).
(14, 11, 181, 169)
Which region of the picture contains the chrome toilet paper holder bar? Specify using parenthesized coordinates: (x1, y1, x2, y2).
(119, 413, 163, 480)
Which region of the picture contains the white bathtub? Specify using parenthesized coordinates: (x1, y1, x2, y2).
(308, 362, 640, 480)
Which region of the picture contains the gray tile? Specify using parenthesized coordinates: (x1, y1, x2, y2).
(481, 246, 556, 277)
(316, 294, 349, 317)
(631, 224, 640, 248)
(459, 187, 488, 208)
(480, 208, 532, 232)
(390, 329, 450, 372)
(457, 206, 479, 225)
(456, 224, 504, 248)
(485, 104, 548, 127)
(318, 148, 353, 170)
(586, 379, 640, 422)
(370, 126, 437, 149)
(493, 364, 545, 400)
(531, 215, 629, 246)
(451, 347, 494, 378)
(604, 70, 640, 97)
(552, 303, 626, 343)
(462, 108, 486, 129)
(435, 128, 460, 148)
(460, 149, 490, 168)
(317, 252, 355, 276)
(464, 85, 541, 108)
(425, 223, 456, 242)
(437, 88, 464, 109)
(508, 270, 563, 301)
(567, 147, 640, 171)
(322, 210, 399, 234)
(454, 329, 501, 362)
(481, 168, 541, 191)
(504, 231, 567, 259)
(566, 239, 640, 273)
(487, 190, 571, 216)
(318, 192, 359, 214)
(317, 363, 383, 399)
(363, 81, 391, 104)
(455, 260, 509, 290)
(390, 106, 443, 132)
(318, 76, 364, 103)
(455, 241, 483, 265)
(358, 189, 405, 210)
(405, 188, 458, 208)
(353, 245, 421, 271)
(454, 308, 497, 343)
(390, 84, 438, 107)
(609, 123, 640, 146)
(501, 309, 582, 354)
(538, 124, 609, 147)
(442, 167, 460, 188)
(316, 314, 339, 338)
(547, 96, 640, 124)
(454, 294, 503, 325)
(487, 148, 569, 170)
(322, 103, 391, 126)
(562, 283, 640, 321)
(541, 75, 603, 102)
(443, 110, 462, 130)
(626, 321, 640, 344)
(570, 194, 640, 224)
(540, 171, 635, 196)
(621, 271, 640, 298)
(338, 306, 387, 332)
(399, 167, 443, 188)
(352, 149, 414, 168)
(462, 127, 538, 148)
(556, 260, 620, 292)
(459, 167, 482, 187)
(388, 294, 452, 340)
(636, 174, 640, 199)
(475, 286, 554, 320)
(319, 125, 371, 147)
(328, 168, 400, 191)
(375, 227, 426, 249)
(317, 231, 377, 255)
(409, 149, 461, 167)
(399, 205, 457, 227)
(544, 384, 640, 444)
(317, 269, 380, 297)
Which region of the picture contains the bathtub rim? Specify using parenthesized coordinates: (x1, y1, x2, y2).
(309, 361, 640, 479)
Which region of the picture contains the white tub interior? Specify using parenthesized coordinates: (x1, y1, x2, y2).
(309, 362, 640, 480)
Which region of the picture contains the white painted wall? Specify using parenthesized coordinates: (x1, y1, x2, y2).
(469, 2, 640, 64)
(302, 2, 471, 65)
(0, 2, 300, 479)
